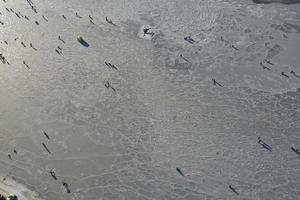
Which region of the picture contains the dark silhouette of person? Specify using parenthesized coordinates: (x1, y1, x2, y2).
(212, 78, 223, 87)
(260, 62, 270, 70)
(176, 168, 184, 176)
(229, 185, 238, 194)
(50, 169, 57, 180)
(231, 45, 238, 50)
(62, 182, 71, 193)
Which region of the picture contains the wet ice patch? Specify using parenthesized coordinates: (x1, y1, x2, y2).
(271, 33, 300, 69)
(265, 43, 282, 59)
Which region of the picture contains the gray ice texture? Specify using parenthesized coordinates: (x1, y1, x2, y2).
(0, 0, 300, 200)
(253, 0, 300, 4)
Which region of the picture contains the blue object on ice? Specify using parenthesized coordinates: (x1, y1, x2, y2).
(184, 36, 195, 44)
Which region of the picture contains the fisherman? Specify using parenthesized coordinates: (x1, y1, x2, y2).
(23, 61, 30, 69)
(281, 72, 289, 78)
(58, 36, 65, 43)
(50, 169, 57, 180)
(75, 12, 82, 18)
(231, 45, 238, 50)
(104, 82, 116, 92)
(258, 137, 272, 151)
(89, 15, 93, 20)
(229, 185, 238, 195)
(212, 78, 217, 85)
(105, 62, 118, 70)
(56, 46, 62, 54)
(25, 15, 29, 20)
(62, 15, 66, 19)
(179, 54, 191, 63)
(109, 63, 118, 70)
(143, 28, 154, 37)
(43, 131, 50, 140)
(42, 142, 51, 154)
(90, 20, 95, 24)
(105, 17, 115, 25)
(77, 35, 89, 47)
(176, 168, 184, 176)
(30, 43, 37, 50)
(0, 53, 6, 63)
(212, 78, 223, 87)
(105, 81, 110, 88)
(31, 5, 37, 13)
(8, 154, 12, 160)
(21, 42, 26, 47)
(258, 136, 262, 144)
(55, 49, 61, 55)
(264, 59, 274, 65)
(105, 17, 111, 23)
(42, 15, 48, 22)
(260, 62, 270, 70)
(219, 36, 229, 44)
(62, 182, 71, 193)
(13, 149, 17, 154)
(35, 21, 39, 25)
(184, 36, 195, 44)
(290, 70, 300, 78)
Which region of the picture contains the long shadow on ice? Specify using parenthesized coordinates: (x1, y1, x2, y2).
(79, 40, 90, 47)
(77, 36, 90, 47)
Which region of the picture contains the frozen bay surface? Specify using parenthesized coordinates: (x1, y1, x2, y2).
(0, 0, 299, 199)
